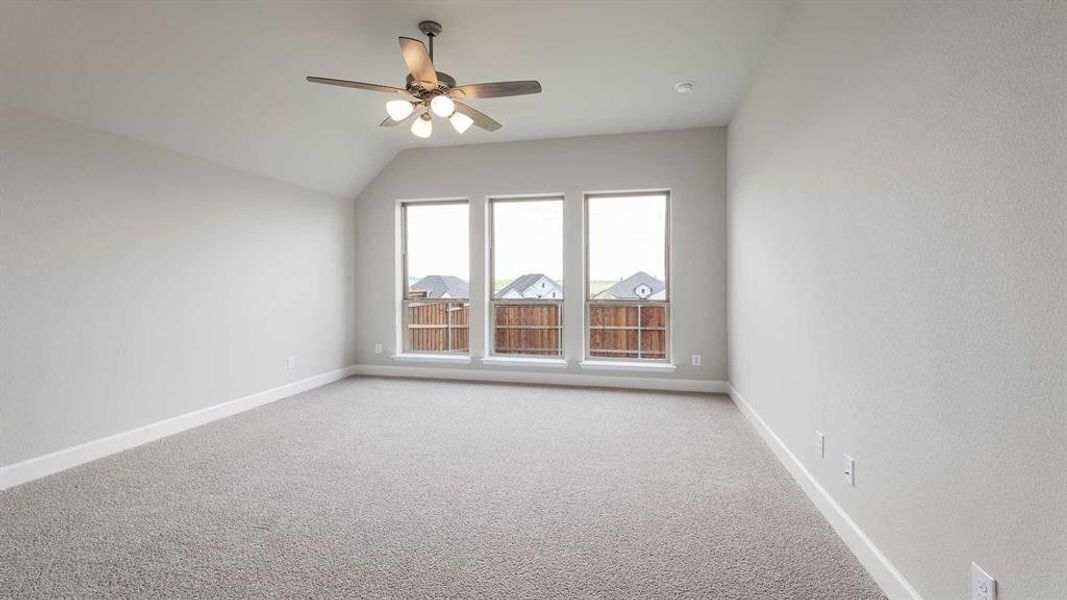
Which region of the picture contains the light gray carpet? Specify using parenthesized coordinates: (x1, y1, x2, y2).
(0, 377, 884, 599)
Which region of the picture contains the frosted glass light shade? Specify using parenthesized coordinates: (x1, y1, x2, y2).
(430, 95, 455, 117)
(411, 115, 432, 138)
(449, 111, 473, 134)
(386, 100, 414, 121)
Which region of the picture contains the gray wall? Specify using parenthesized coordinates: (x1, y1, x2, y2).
(354, 128, 727, 381)
(0, 107, 357, 465)
(728, 3, 1066, 599)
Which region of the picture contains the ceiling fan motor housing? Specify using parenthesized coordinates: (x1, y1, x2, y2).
(406, 71, 456, 96)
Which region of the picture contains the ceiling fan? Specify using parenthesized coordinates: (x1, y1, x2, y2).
(307, 21, 542, 139)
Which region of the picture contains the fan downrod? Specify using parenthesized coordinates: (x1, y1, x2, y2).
(419, 20, 442, 61)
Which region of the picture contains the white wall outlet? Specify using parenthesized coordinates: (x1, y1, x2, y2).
(374, 343, 383, 355)
(691, 354, 702, 366)
(286, 356, 296, 371)
(971, 562, 996, 600)
(814, 430, 825, 458)
(843, 454, 855, 487)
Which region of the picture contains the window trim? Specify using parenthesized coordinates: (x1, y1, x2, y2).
(398, 198, 471, 356)
(583, 190, 672, 364)
(487, 195, 566, 358)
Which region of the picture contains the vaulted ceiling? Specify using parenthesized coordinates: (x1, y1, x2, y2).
(1, 1, 789, 198)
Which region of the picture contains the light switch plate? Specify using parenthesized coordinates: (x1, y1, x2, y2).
(374, 343, 383, 354)
(843, 454, 855, 487)
(814, 430, 825, 458)
(691, 354, 701, 366)
(286, 356, 296, 370)
(971, 562, 996, 600)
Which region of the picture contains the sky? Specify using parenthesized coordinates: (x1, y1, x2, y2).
(405, 202, 469, 281)
(587, 194, 666, 282)
(405, 194, 667, 285)
(492, 199, 563, 289)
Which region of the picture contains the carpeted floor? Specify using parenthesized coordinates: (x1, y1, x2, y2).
(0, 377, 884, 599)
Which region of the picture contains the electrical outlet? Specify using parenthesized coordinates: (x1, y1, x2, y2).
(374, 343, 383, 354)
(286, 356, 296, 371)
(814, 430, 825, 458)
(691, 354, 702, 366)
(843, 454, 855, 487)
(971, 562, 996, 600)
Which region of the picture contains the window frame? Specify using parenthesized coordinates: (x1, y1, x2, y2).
(399, 198, 470, 355)
(488, 194, 565, 358)
(583, 190, 672, 363)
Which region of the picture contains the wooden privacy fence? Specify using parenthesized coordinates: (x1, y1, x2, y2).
(406, 301, 667, 359)
(587, 304, 666, 360)
(406, 301, 469, 352)
(493, 303, 562, 356)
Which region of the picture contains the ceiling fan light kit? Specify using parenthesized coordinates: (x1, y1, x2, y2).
(410, 113, 433, 139)
(307, 20, 542, 139)
(449, 111, 474, 134)
(430, 94, 455, 118)
(385, 99, 415, 121)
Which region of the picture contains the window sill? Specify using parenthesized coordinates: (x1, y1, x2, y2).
(480, 357, 568, 369)
(578, 360, 676, 372)
(391, 353, 471, 364)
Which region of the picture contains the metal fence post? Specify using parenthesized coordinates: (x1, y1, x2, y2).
(446, 303, 453, 351)
(637, 306, 643, 359)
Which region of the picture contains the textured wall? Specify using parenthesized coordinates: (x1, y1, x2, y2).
(0, 107, 358, 464)
(728, 2, 1066, 599)
(354, 128, 728, 381)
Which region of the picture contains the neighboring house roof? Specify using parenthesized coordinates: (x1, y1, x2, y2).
(496, 273, 562, 298)
(595, 271, 666, 299)
(410, 275, 469, 298)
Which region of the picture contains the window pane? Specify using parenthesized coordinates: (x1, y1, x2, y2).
(492, 199, 563, 299)
(490, 198, 564, 358)
(587, 194, 667, 300)
(586, 192, 668, 362)
(406, 202, 469, 299)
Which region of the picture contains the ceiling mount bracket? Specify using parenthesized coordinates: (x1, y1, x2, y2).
(418, 20, 443, 37)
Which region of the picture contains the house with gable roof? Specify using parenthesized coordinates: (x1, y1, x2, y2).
(593, 271, 666, 300)
(496, 273, 562, 299)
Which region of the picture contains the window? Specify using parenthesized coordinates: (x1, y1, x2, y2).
(585, 192, 669, 361)
(401, 200, 469, 354)
(489, 196, 564, 356)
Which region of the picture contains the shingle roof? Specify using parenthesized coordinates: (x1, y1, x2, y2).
(410, 275, 469, 298)
(496, 273, 560, 297)
(597, 271, 665, 299)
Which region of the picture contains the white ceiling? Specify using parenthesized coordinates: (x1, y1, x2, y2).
(1, 1, 789, 198)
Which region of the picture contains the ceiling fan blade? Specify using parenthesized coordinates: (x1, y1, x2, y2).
(380, 112, 417, 128)
(453, 101, 502, 131)
(398, 37, 438, 87)
(450, 80, 542, 99)
(306, 76, 409, 95)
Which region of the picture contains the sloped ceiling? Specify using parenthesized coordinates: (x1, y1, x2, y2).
(0, 1, 789, 198)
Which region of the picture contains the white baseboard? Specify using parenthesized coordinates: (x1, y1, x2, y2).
(0, 365, 359, 491)
(351, 363, 729, 394)
(728, 385, 923, 600)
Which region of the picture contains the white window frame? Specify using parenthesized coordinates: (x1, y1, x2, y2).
(487, 195, 565, 358)
(583, 190, 671, 363)
(398, 198, 470, 355)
